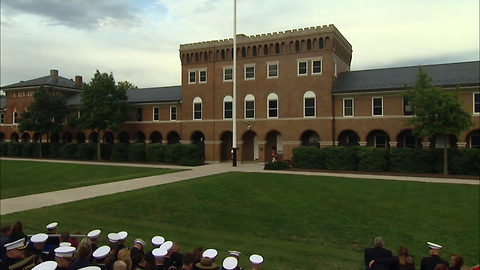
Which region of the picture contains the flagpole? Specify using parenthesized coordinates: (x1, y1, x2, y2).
(232, 0, 237, 167)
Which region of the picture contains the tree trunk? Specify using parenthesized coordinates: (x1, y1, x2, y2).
(443, 135, 448, 175)
(39, 135, 43, 158)
(97, 130, 102, 161)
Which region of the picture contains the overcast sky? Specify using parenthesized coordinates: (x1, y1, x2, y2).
(1, 0, 479, 88)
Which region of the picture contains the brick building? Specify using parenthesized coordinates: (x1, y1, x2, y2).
(1, 24, 479, 163)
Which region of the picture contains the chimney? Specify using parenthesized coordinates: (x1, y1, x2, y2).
(50, 69, 58, 78)
(75, 76, 83, 87)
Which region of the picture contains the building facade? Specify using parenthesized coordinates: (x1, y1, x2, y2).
(1, 24, 479, 163)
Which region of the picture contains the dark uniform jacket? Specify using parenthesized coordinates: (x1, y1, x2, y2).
(420, 255, 449, 270)
(364, 247, 393, 270)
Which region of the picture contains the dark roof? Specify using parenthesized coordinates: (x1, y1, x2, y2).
(65, 85, 182, 106)
(1, 75, 81, 91)
(0, 97, 5, 110)
(333, 61, 480, 94)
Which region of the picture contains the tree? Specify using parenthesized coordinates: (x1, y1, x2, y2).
(18, 86, 68, 157)
(401, 68, 473, 174)
(73, 70, 129, 161)
(117, 81, 138, 90)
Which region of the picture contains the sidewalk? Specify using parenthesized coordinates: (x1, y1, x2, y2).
(1, 158, 478, 215)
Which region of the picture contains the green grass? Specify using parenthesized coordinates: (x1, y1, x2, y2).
(0, 160, 183, 199)
(1, 167, 479, 269)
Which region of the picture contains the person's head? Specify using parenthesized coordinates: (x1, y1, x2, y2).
(60, 232, 70, 242)
(433, 264, 449, 270)
(374, 237, 384, 248)
(12, 221, 23, 233)
(451, 254, 464, 267)
(429, 248, 440, 256)
(182, 252, 194, 269)
(5, 239, 26, 259)
(1, 224, 12, 236)
(114, 260, 127, 270)
(133, 239, 146, 250)
(54, 246, 76, 268)
(397, 246, 409, 265)
(192, 247, 203, 263)
(75, 243, 92, 260)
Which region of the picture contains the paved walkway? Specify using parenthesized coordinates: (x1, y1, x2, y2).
(1, 158, 478, 215)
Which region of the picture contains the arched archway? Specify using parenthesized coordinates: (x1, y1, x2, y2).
(242, 130, 258, 161)
(0, 133, 5, 142)
(431, 134, 457, 149)
(366, 130, 390, 148)
(104, 132, 114, 144)
(396, 130, 421, 148)
(150, 131, 163, 144)
(191, 131, 205, 161)
(220, 131, 232, 161)
(134, 131, 146, 143)
(300, 130, 320, 148)
(466, 129, 480, 148)
(118, 131, 130, 144)
(89, 132, 98, 144)
(338, 130, 360, 146)
(33, 133, 42, 143)
(62, 132, 73, 143)
(21, 132, 30, 143)
(76, 132, 86, 144)
(51, 133, 60, 143)
(167, 131, 180, 144)
(11, 133, 19, 143)
(265, 130, 283, 161)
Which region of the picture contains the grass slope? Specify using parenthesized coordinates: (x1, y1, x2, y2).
(1, 170, 479, 269)
(0, 160, 182, 199)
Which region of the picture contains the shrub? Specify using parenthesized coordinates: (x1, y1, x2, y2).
(110, 143, 130, 161)
(358, 147, 390, 172)
(0, 142, 10, 156)
(292, 146, 324, 169)
(48, 143, 63, 158)
(129, 143, 146, 162)
(101, 144, 113, 160)
(264, 161, 290, 170)
(146, 143, 165, 163)
(8, 143, 24, 157)
(62, 143, 79, 159)
(76, 143, 96, 160)
(448, 148, 480, 176)
(177, 158, 203, 166)
(323, 146, 360, 171)
(165, 144, 201, 165)
(22, 143, 38, 157)
(390, 148, 432, 173)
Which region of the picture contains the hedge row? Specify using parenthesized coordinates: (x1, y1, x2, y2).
(0, 142, 203, 166)
(292, 146, 480, 176)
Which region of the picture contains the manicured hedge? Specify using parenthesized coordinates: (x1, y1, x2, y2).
(76, 143, 96, 160)
(264, 161, 290, 170)
(128, 143, 146, 162)
(110, 143, 130, 162)
(146, 143, 165, 163)
(165, 144, 202, 165)
(292, 146, 479, 176)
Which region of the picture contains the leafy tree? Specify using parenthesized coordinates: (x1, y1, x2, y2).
(117, 81, 138, 90)
(401, 68, 473, 174)
(73, 70, 129, 161)
(18, 86, 68, 157)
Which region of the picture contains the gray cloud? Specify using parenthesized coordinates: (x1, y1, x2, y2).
(1, 0, 143, 30)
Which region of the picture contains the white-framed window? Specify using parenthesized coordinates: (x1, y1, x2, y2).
(223, 95, 233, 119)
(244, 64, 255, 80)
(245, 94, 255, 119)
(267, 62, 279, 78)
(372, 97, 383, 116)
(153, 107, 159, 121)
(470, 132, 480, 148)
(297, 60, 308, 76)
(193, 97, 202, 120)
(267, 93, 278, 118)
(303, 91, 316, 117)
(170, 106, 177, 121)
(13, 111, 18, 124)
(343, 98, 354, 117)
(474, 92, 480, 114)
(223, 67, 233, 82)
(188, 70, 196, 84)
(199, 69, 207, 83)
(312, 59, 322, 74)
(403, 98, 414, 116)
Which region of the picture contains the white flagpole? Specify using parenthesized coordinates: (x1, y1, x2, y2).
(232, 0, 237, 167)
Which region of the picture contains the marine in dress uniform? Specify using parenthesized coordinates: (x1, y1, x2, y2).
(44, 223, 59, 250)
(53, 246, 75, 270)
(86, 230, 101, 255)
(221, 257, 237, 270)
(25, 234, 50, 264)
(420, 242, 449, 270)
(3, 239, 27, 270)
(92, 246, 111, 270)
(249, 255, 263, 270)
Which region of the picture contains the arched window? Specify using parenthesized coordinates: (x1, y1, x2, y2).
(263, 45, 269, 56)
(193, 97, 202, 120)
(204, 51, 208, 61)
(303, 91, 316, 117)
(221, 50, 226, 60)
(307, 39, 312, 50)
(242, 47, 246, 57)
(267, 93, 278, 118)
(319, 38, 324, 49)
(253, 46, 257, 56)
(223, 95, 233, 119)
(244, 94, 255, 119)
(295, 40, 300, 52)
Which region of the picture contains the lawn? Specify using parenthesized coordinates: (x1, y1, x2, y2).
(1, 168, 479, 269)
(0, 160, 183, 199)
